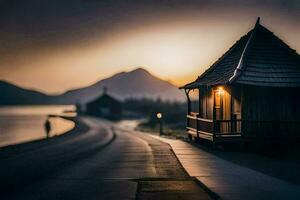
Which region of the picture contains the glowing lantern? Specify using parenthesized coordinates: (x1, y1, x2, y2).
(216, 87, 224, 95)
(156, 112, 163, 135)
(156, 112, 162, 119)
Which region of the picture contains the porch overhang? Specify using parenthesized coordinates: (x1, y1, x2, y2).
(179, 81, 207, 90)
(179, 81, 227, 90)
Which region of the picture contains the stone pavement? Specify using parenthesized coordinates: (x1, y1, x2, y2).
(150, 135, 300, 200)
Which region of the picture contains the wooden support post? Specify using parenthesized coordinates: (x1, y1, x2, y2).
(198, 88, 202, 117)
(195, 117, 200, 143)
(185, 89, 191, 114)
(196, 88, 201, 142)
(211, 86, 216, 144)
(185, 89, 191, 129)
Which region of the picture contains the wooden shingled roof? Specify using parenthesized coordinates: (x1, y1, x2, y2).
(181, 18, 300, 89)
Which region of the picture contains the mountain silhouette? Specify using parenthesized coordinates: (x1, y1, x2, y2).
(0, 68, 185, 105)
(55, 68, 185, 103)
(0, 81, 52, 105)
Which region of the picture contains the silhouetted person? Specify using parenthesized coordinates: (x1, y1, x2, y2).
(44, 117, 51, 138)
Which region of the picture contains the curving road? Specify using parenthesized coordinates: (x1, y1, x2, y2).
(0, 117, 211, 200)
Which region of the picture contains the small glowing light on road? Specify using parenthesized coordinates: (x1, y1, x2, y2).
(156, 112, 163, 135)
(156, 112, 162, 119)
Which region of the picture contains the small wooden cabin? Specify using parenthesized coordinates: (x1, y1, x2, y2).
(180, 18, 300, 145)
(86, 88, 122, 120)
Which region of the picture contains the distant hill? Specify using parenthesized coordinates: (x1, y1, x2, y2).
(0, 81, 53, 105)
(0, 68, 186, 105)
(55, 68, 185, 103)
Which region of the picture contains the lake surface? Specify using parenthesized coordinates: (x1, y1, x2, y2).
(0, 105, 76, 147)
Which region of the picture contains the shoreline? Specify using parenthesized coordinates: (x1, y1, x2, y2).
(0, 117, 89, 156)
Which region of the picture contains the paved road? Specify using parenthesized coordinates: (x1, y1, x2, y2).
(0, 117, 211, 200)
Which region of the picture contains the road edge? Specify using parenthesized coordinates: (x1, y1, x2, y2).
(147, 134, 221, 200)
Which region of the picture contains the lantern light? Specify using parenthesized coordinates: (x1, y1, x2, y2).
(216, 87, 224, 95)
(156, 112, 162, 119)
(156, 112, 163, 135)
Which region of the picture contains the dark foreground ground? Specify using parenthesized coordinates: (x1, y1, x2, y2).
(0, 117, 211, 200)
(189, 140, 300, 186)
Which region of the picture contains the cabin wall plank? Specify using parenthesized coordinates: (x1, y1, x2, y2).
(242, 86, 300, 138)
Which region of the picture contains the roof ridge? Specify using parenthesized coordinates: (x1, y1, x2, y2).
(180, 18, 300, 89)
(260, 26, 300, 63)
(179, 32, 251, 89)
(228, 18, 260, 83)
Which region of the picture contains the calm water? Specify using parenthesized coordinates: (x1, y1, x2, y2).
(0, 105, 76, 147)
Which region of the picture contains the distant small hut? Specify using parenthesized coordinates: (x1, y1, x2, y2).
(86, 87, 122, 120)
(180, 18, 300, 146)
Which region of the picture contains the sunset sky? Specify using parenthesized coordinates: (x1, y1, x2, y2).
(0, 0, 299, 94)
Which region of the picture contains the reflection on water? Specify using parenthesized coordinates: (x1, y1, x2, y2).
(0, 105, 76, 147)
(0, 105, 76, 116)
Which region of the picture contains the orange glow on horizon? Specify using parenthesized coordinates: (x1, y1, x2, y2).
(0, 12, 299, 94)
